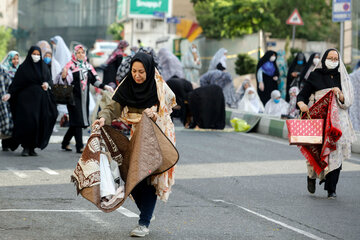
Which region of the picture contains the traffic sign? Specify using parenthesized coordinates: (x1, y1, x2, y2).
(286, 9, 304, 26)
(153, 11, 165, 18)
(332, 0, 351, 22)
(166, 17, 180, 24)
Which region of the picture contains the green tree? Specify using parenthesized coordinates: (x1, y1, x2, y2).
(0, 26, 13, 60)
(194, 0, 278, 39)
(235, 53, 257, 75)
(107, 22, 124, 40)
(263, 0, 339, 43)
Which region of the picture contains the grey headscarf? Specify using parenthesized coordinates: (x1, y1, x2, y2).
(208, 48, 228, 71)
(158, 48, 184, 81)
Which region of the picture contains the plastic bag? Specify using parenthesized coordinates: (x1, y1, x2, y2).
(230, 118, 250, 132)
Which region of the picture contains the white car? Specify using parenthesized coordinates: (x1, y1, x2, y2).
(89, 40, 119, 68)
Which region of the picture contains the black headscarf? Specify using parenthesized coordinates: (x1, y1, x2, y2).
(112, 52, 158, 109)
(255, 50, 279, 80)
(9, 46, 51, 96)
(299, 52, 320, 82)
(315, 48, 340, 75)
(287, 52, 307, 79)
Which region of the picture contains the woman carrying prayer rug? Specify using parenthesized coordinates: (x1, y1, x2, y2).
(297, 49, 356, 199)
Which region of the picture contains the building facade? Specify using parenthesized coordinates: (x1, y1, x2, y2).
(17, 0, 117, 55)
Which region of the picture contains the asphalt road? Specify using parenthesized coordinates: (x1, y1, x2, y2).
(1, 125, 360, 240)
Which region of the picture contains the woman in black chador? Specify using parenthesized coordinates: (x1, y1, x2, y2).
(256, 51, 280, 105)
(5, 46, 58, 156)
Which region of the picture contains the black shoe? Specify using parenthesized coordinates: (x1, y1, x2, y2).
(29, 148, 38, 156)
(307, 177, 316, 194)
(328, 192, 337, 199)
(61, 145, 72, 152)
(21, 148, 29, 157)
(76, 148, 84, 154)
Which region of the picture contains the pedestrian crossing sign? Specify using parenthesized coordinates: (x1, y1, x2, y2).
(286, 9, 304, 26)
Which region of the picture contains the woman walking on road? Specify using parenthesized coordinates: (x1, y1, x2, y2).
(297, 49, 356, 199)
(60, 45, 113, 153)
(182, 44, 202, 85)
(256, 51, 280, 106)
(1, 51, 20, 151)
(3, 46, 58, 156)
(94, 52, 177, 237)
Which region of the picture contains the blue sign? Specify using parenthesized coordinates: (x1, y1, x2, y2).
(166, 17, 180, 24)
(153, 11, 165, 18)
(332, 0, 351, 22)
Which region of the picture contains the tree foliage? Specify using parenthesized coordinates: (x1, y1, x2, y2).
(194, 0, 278, 39)
(235, 53, 257, 75)
(263, 0, 339, 43)
(0, 27, 13, 60)
(193, 0, 339, 43)
(107, 22, 124, 40)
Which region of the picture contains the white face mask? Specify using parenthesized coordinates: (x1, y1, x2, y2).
(313, 58, 320, 66)
(31, 55, 41, 63)
(192, 48, 197, 53)
(269, 56, 276, 62)
(325, 59, 339, 69)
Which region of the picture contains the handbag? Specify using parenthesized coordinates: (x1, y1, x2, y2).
(286, 112, 324, 145)
(52, 78, 74, 105)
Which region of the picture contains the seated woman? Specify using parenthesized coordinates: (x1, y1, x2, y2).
(166, 76, 193, 128)
(237, 87, 264, 114)
(264, 90, 289, 117)
(188, 84, 225, 129)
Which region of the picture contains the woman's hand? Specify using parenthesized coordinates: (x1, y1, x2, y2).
(259, 82, 265, 92)
(297, 101, 309, 113)
(273, 76, 278, 81)
(61, 67, 68, 79)
(92, 117, 105, 128)
(291, 72, 298, 78)
(2, 94, 10, 102)
(42, 82, 49, 91)
(104, 85, 114, 93)
(332, 87, 344, 103)
(143, 108, 157, 121)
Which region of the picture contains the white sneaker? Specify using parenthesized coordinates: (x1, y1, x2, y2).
(130, 225, 149, 237)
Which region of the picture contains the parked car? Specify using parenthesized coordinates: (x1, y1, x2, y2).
(89, 40, 119, 68)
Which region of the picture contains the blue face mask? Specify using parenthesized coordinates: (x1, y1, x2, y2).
(297, 60, 303, 65)
(274, 99, 280, 104)
(44, 57, 51, 64)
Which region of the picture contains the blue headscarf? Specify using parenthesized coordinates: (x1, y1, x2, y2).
(1, 50, 19, 78)
(261, 61, 276, 77)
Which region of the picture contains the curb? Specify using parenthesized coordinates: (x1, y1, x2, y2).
(226, 108, 360, 154)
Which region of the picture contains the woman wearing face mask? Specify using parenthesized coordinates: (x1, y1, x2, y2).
(286, 52, 307, 102)
(182, 44, 202, 85)
(256, 51, 280, 106)
(299, 53, 320, 89)
(3, 46, 58, 156)
(36, 40, 62, 83)
(0, 51, 20, 151)
(297, 49, 356, 199)
(264, 90, 289, 116)
(237, 87, 264, 113)
(60, 45, 113, 153)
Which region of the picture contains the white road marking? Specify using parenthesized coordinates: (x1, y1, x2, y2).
(39, 167, 59, 175)
(6, 167, 27, 178)
(116, 206, 139, 218)
(213, 199, 325, 240)
(78, 211, 110, 227)
(0, 207, 139, 218)
(243, 132, 291, 146)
